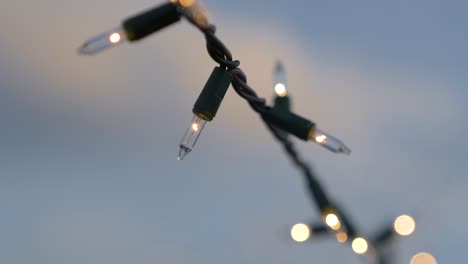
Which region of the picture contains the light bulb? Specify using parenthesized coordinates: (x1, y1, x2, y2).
(177, 67, 232, 160)
(273, 61, 287, 97)
(310, 128, 351, 155)
(78, 26, 127, 55)
(394, 214, 416, 236)
(78, 2, 181, 55)
(178, 115, 207, 160)
(352, 237, 368, 254)
(290, 223, 311, 242)
(324, 213, 341, 230)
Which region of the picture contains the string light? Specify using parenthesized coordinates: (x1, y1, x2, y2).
(78, 2, 181, 55)
(178, 67, 232, 160)
(77, 2, 422, 263)
(267, 62, 351, 155)
(290, 223, 311, 242)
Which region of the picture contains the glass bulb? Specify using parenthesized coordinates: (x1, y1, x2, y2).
(273, 61, 287, 97)
(178, 115, 207, 160)
(78, 26, 127, 55)
(310, 128, 351, 155)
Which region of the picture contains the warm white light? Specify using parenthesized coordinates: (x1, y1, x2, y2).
(290, 223, 310, 242)
(191, 123, 199, 132)
(410, 252, 437, 264)
(274, 83, 287, 97)
(109, 32, 121, 43)
(179, 0, 196, 7)
(394, 214, 416, 236)
(325, 214, 341, 230)
(315, 134, 327, 143)
(352, 237, 368, 254)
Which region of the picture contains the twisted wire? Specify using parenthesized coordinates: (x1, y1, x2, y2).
(182, 9, 385, 264)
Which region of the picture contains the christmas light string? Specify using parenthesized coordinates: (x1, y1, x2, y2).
(78, 1, 436, 263)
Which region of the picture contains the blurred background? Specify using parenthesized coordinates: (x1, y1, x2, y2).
(0, 0, 467, 263)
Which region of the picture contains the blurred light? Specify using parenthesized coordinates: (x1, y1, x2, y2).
(394, 214, 416, 236)
(290, 223, 310, 242)
(410, 252, 437, 264)
(315, 134, 327, 143)
(336, 232, 348, 243)
(179, 0, 196, 7)
(191, 123, 199, 132)
(274, 83, 287, 97)
(325, 213, 341, 230)
(352, 237, 368, 254)
(109, 32, 121, 43)
(309, 128, 351, 155)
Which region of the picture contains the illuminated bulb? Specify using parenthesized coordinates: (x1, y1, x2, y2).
(275, 83, 287, 97)
(78, 26, 126, 55)
(410, 252, 437, 264)
(336, 232, 348, 243)
(394, 214, 416, 236)
(290, 223, 311, 242)
(325, 214, 341, 230)
(178, 115, 207, 160)
(310, 128, 351, 155)
(273, 61, 288, 97)
(352, 237, 368, 254)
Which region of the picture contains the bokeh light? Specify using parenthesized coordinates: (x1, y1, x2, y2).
(325, 213, 341, 230)
(290, 223, 310, 242)
(109, 32, 121, 43)
(410, 252, 437, 264)
(394, 214, 416, 236)
(352, 237, 368, 254)
(336, 232, 348, 243)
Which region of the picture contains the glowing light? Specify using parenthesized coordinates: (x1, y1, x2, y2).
(352, 237, 368, 254)
(309, 128, 351, 155)
(109, 32, 121, 43)
(290, 223, 310, 242)
(191, 123, 199, 132)
(274, 83, 287, 97)
(315, 134, 327, 143)
(410, 252, 437, 264)
(336, 232, 348, 243)
(179, 0, 196, 7)
(78, 26, 126, 55)
(325, 214, 341, 230)
(394, 214, 416, 236)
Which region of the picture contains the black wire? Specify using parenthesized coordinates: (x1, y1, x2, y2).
(181, 10, 387, 264)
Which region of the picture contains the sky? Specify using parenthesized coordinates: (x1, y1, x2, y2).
(0, 0, 467, 263)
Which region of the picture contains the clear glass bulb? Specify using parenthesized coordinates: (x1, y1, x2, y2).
(78, 26, 127, 55)
(178, 115, 207, 160)
(310, 128, 351, 155)
(273, 60, 288, 97)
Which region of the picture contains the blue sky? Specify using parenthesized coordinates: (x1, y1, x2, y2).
(0, 1, 467, 263)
